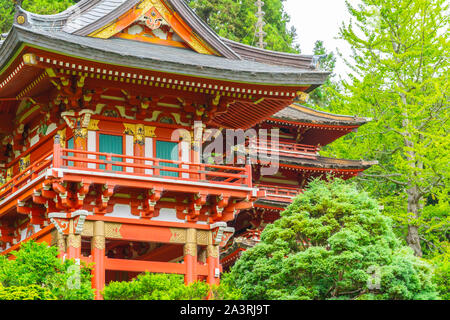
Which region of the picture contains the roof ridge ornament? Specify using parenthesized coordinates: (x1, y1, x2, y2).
(13, 0, 28, 26)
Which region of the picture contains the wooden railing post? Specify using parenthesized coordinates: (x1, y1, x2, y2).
(106, 154, 112, 172)
(53, 134, 62, 169)
(154, 159, 160, 176)
(245, 158, 252, 188)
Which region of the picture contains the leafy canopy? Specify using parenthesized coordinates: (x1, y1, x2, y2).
(227, 179, 439, 300)
(187, 0, 300, 53)
(0, 241, 94, 300)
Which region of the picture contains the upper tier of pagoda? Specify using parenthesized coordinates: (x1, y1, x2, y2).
(0, 0, 330, 136)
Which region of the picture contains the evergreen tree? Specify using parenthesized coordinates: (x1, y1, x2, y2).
(320, 0, 449, 258)
(187, 0, 300, 53)
(228, 179, 439, 300)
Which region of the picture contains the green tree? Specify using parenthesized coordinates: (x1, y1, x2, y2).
(102, 272, 242, 300)
(102, 272, 210, 300)
(306, 40, 341, 110)
(187, 0, 300, 53)
(0, 0, 74, 33)
(320, 0, 449, 257)
(0, 241, 94, 300)
(227, 179, 439, 300)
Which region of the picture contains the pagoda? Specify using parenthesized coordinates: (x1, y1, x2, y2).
(0, 0, 375, 299)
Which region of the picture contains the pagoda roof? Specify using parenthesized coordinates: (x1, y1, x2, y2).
(259, 154, 377, 171)
(0, 25, 328, 87)
(271, 104, 371, 127)
(4, 0, 326, 75)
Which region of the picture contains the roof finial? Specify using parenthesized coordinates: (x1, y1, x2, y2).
(255, 0, 266, 49)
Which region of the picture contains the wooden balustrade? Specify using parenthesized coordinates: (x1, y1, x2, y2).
(55, 147, 253, 188)
(257, 184, 304, 202)
(0, 152, 53, 200)
(249, 139, 319, 159)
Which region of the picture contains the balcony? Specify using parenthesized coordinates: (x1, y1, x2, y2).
(53, 147, 253, 191)
(250, 139, 319, 160)
(256, 184, 304, 203)
(0, 141, 255, 220)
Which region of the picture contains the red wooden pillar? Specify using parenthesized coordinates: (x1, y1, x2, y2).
(91, 220, 105, 300)
(73, 127, 88, 168)
(184, 228, 198, 285)
(66, 219, 81, 261)
(207, 231, 220, 286)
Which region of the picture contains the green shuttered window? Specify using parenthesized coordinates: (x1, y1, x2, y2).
(99, 134, 123, 171)
(156, 140, 179, 177)
(67, 137, 74, 167)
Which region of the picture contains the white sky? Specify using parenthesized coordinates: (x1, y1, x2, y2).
(284, 0, 361, 80)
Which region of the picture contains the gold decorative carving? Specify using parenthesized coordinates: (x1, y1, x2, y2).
(67, 234, 81, 249)
(87, 119, 100, 131)
(58, 128, 66, 148)
(19, 154, 30, 172)
(6, 167, 13, 182)
(81, 221, 94, 237)
(57, 232, 66, 252)
(196, 230, 209, 245)
(123, 123, 136, 135)
(297, 92, 309, 103)
(144, 126, 156, 138)
(73, 127, 88, 140)
(92, 235, 105, 250)
(183, 243, 197, 257)
(135, 124, 145, 145)
(186, 228, 197, 243)
(169, 228, 186, 243)
(105, 222, 122, 239)
(16, 15, 26, 25)
(206, 245, 219, 258)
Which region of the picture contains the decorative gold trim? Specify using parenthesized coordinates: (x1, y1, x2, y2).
(81, 221, 94, 237)
(67, 234, 81, 249)
(19, 154, 30, 173)
(186, 228, 197, 243)
(123, 123, 136, 135)
(206, 245, 219, 258)
(144, 126, 156, 138)
(105, 222, 122, 239)
(196, 230, 209, 245)
(16, 15, 26, 25)
(169, 228, 186, 243)
(183, 242, 197, 257)
(92, 235, 105, 250)
(87, 119, 100, 131)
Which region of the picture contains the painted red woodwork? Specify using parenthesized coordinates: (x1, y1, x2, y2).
(92, 245, 105, 300)
(184, 253, 197, 285)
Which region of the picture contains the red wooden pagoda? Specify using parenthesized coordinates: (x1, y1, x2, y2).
(0, 0, 375, 299)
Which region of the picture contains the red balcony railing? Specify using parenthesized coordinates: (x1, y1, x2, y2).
(249, 139, 319, 160)
(0, 152, 53, 200)
(257, 184, 304, 203)
(54, 147, 253, 188)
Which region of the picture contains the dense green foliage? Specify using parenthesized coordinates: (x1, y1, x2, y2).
(187, 0, 300, 53)
(102, 272, 242, 300)
(316, 0, 449, 259)
(102, 272, 209, 300)
(0, 284, 56, 300)
(0, 0, 74, 33)
(0, 241, 94, 300)
(227, 179, 439, 300)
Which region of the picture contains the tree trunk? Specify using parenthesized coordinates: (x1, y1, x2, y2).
(406, 187, 423, 257)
